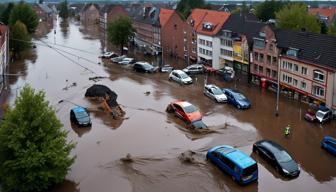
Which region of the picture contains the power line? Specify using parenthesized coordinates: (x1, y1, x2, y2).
(41, 40, 97, 55)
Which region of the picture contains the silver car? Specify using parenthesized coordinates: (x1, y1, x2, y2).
(204, 84, 227, 102)
(169, 70, 193, 85)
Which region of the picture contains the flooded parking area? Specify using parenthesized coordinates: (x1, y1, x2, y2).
(3, 19, 336, 192)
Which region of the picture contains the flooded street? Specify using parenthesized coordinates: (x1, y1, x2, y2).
(3, 19, 336, 192)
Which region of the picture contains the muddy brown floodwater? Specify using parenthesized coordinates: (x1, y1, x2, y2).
(2, 18, 336, 192)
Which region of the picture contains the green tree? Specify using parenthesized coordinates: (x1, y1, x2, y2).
(329, 21, 336, 36)
(176, 0, 207, 20)
(276, 3, 321, 34)
(58, 0, 69, 19)
(0, 3, 14, 25)
(9, 20, 31, 58)
(0, 86, 75, 192)
(9, 1, 39, 34)
(108, 16, 135, 55)
(255, 0, 287, 22)
(232, 1, 251, 14)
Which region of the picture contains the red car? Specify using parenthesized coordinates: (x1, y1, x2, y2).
(166, 100, 202, 122)
(304, 110, 316, 122)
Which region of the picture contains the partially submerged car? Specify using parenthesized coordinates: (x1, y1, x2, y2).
(159, 65, 174, 73)
(188, 119, 207, 129)
(182, 64, 204, 75)
(253, 140, 300, 178)
(111, 55, 126, 63)
(321, 136, 336, 156)
(101, 52, 118, 59)
(166, 100, 202, 123)
(217, 66, 235, 82)
(133, 62, 158, 73)
(204, 84, 227, 103)
(304, 110, 316, 122)
(118, 58, 135, 65)
(169, 70, 193, 85)
(222, 88, 251, 109)
(315, 108, 333, 124)
(70, 106, 92, 127)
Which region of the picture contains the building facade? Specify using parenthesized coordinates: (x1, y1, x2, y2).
(99, 5, 128, 31)
(81, 3, 100, 25)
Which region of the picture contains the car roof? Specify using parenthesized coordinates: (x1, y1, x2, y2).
(173, 70, 186, 74)
(215, 146, 256, 169)
(72, 106, 86, 113)
(324, 136, 336, 142)
(257, 140, 286, 154)
(205, 84, 220, 89)
(188, 64, 203, 67)
(174, 101, 193, 108)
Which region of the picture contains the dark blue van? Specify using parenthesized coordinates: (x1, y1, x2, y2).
(206, 145, 258, 185)
(321, 136, 336, 156)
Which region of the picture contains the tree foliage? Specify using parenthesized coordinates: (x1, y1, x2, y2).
(176, 0, 208, 20)
(0, 3, 14, 25)
(329, 21, 336, 36)
(0, 86, 75, 192)
(9, 1, 38, 34)
(9, 20, 31, 56)
(255, 0, 287, 22)
(58, 0, 69, 19)
(107, 16, 135, 55)
(276, 3, 321, 34)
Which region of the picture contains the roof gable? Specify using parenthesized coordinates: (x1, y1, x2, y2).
(189, 9, 230, 36)
(309, 8, 336, 19)
(159, 8, 174, 27)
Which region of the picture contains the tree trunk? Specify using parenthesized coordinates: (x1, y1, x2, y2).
(120, 44, 124, 55)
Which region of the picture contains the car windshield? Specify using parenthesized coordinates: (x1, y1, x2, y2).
(274, 150, 292, 163)
(316, 111, 325, 119)
(242, 163, 257, 177)
(75, 111, 89, 119)
(184, 105, 198, 113)
(212, 88, 223, 95)
(180, 73, 189, 79)
(143, 63, 153, 69)
(234, 93, 246, 100)
(190, 120, 207, 129)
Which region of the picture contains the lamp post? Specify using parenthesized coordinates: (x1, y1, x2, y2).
(275, 55, 281, 116)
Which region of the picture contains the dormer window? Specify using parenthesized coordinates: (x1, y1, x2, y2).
(259, 32, 266, 38)
(253, 38, 265, 49)
(202, 22, 214, 31)
(286, 48, 299, 57)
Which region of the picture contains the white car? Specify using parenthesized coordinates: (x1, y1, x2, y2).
(169, 70, 193, 85)
(111, 55, 126, 63)
(204, 84, 227, 103)
(102, 52, 117, 59)
(118, 58, 135, 65)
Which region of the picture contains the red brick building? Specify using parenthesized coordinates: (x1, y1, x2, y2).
(100, 5, 129, 31)
(32, 4, 53, 23)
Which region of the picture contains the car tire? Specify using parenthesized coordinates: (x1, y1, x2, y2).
(166, 105, 174, 113)
(168, 77, 172, 81)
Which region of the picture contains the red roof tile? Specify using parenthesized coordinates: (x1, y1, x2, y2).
(189, 9, 230, 36)
(160, 8, 174, 27)
(309, 8, 336, 19)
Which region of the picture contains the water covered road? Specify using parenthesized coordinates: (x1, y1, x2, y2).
(3, 19, 336, 192)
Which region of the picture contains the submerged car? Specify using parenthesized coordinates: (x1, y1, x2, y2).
(253, 140, 300, 177)
(315, 108, 333, 124)
(169, 70, 193, 85)
(70, 106, 92, 127)
(321, 136, 336, 156)
(207, 145, 258, 185)
(304, 110, 316, 122)
(118, 57, 135, 65)
(166, 100, 202, 123)
(182, 64, 204, 75)
(101, 52, 118, 59)
(111, 55, 126, 63)
(133, 62, 158, 73)
(188, 120, 207, 129)
(222, 88, 251, 109)
(204, 84, 227, 103)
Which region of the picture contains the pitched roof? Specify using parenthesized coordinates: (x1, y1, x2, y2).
(189, 9, 230, 36)
(274, 29, 336, 70)
(38, 4, 53, 14)
(222, 13, 264, 46)
(82, 3, 100, 12)
(159, 9, 174, 27)
(309, 8, 336, 19)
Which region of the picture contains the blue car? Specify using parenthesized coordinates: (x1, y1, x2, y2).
(70, 106, 92, 127)
(321, 136, 336, 156)
(222, 88, 251, 109)
(206, 145, 258, 185)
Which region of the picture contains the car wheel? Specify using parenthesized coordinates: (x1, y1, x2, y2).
(168, 77, 172, 81)
(321, 143, 325, 149)
(166, 105, 174, 113)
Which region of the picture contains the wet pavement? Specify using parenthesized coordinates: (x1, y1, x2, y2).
(2, 18, 336, 192)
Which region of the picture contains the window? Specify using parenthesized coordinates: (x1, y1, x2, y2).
(288, 62, 293, 70)
(254, 64, 258, 72)
(259, 66, 263, 74)
(259, 53, 264, 62)
(313, 86, 325, 97)
(267, 55, 272, 64)
(313, 70, 325, 82)
(288, 76, 292, 83)
(293, 79, 298, 86)
(294, 64, 299, 72)
(221, 49, 233, 57)
(220, 156, 235, 170)
(254, 38, 265, 49)
(266, 68, 271, 77)
(254, 52, 258, 61)
(301, 67, 307, 75)
(286, 48, 299, 57)
(269, 44, 273, 51)
(301, 82, 307, 89)
(273, 57, 277, 65)
(272, 70, 277, 78)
